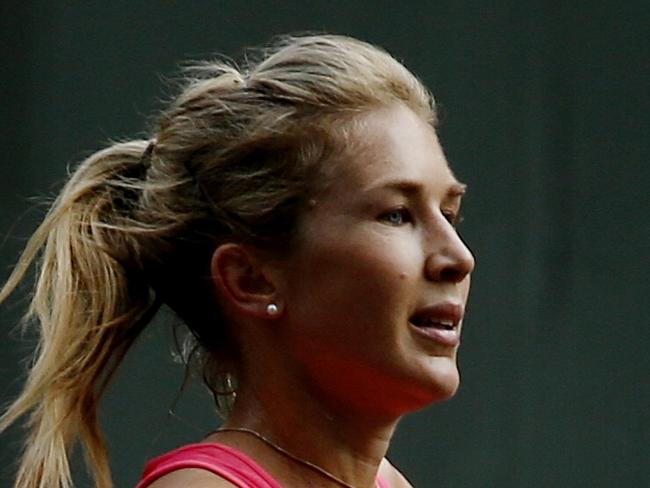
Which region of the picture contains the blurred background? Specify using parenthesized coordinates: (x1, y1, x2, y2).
(1, 1, 648, 487)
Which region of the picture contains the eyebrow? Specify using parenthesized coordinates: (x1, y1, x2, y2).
(448, 182, 467, 197)
(368, 179, 467, 198)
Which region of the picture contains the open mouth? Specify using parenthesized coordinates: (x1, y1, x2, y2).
(408, 303, 463, 346)
(409, 316, 456, 331)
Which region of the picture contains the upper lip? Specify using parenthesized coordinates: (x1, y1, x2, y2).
(408, 302, 464, 329)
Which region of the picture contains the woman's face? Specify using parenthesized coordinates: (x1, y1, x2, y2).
(277, 103, 475, 417)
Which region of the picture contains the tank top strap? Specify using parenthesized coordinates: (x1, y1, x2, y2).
(376, 474, 391, 488)
(135, 442, 283, 488)
(136, 442, 391, 488)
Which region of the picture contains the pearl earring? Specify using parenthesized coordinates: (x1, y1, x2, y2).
(266, 303, 279, 316)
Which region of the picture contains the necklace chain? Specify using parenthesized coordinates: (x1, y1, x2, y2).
(216, 427, 378, 488)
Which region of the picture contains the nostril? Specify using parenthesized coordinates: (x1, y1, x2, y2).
(438, 266, 467, 283)
(425, 251, 473, 283)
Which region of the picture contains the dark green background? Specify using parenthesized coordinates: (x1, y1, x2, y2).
(1, 2, 648, 487)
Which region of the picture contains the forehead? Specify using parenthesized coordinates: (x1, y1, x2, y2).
(325, 104, 457, 192)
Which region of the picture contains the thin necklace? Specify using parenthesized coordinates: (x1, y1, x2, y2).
(216, 427, 378, 488)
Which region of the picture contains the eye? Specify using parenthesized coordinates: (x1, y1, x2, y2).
(442, 209, 464, 227)
(379, 208, 413, 226)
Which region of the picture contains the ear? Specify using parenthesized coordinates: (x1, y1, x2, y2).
(210, 243, 282, 319)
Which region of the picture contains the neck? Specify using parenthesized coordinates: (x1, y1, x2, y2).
(216, 372, 400, 488)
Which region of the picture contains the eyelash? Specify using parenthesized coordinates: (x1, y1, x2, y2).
(442, 210, 464, 227)
(379, 208, 464, 228)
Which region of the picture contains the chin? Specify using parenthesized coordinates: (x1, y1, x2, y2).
(430, 370, 460, 403)
(436, 374, 460, 402)
(408, 361, 461, 410)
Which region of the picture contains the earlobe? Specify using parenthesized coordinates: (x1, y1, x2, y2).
(210, 243, 281, 319)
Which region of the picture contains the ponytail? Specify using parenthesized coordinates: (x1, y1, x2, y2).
(0, 140, 160, 488)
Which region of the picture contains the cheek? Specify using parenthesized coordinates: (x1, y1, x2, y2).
(459, 274, 472, 304)
(286, 233, 421, 328)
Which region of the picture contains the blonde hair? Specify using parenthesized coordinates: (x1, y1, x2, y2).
(0, 34, 434, 488)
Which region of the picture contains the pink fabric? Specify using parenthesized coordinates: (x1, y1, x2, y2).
(136, 442, 390, 488)
(377, 473, 390, 488)
(135, 443, 282, 488)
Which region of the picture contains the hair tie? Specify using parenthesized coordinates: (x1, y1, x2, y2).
(140, 139, 157, 170)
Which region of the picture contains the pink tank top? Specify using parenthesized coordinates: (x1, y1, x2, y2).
(136, 443, 390, 488)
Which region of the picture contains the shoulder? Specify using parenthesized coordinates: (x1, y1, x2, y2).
(379, 458, 414, 488)
(136, 442, 283, 488)
(145, 468, 238, 488)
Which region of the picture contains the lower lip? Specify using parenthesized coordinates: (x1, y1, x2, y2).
(409, 323, 460, 347)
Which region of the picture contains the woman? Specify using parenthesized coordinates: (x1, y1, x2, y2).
(0, 35, 474, 488)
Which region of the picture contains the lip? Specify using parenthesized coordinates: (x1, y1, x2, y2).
(408, 302, 464, 347)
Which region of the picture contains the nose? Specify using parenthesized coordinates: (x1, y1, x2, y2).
(424, 227, 475, 283)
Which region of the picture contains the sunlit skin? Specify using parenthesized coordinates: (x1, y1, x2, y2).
(153, 104, 474, 487)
